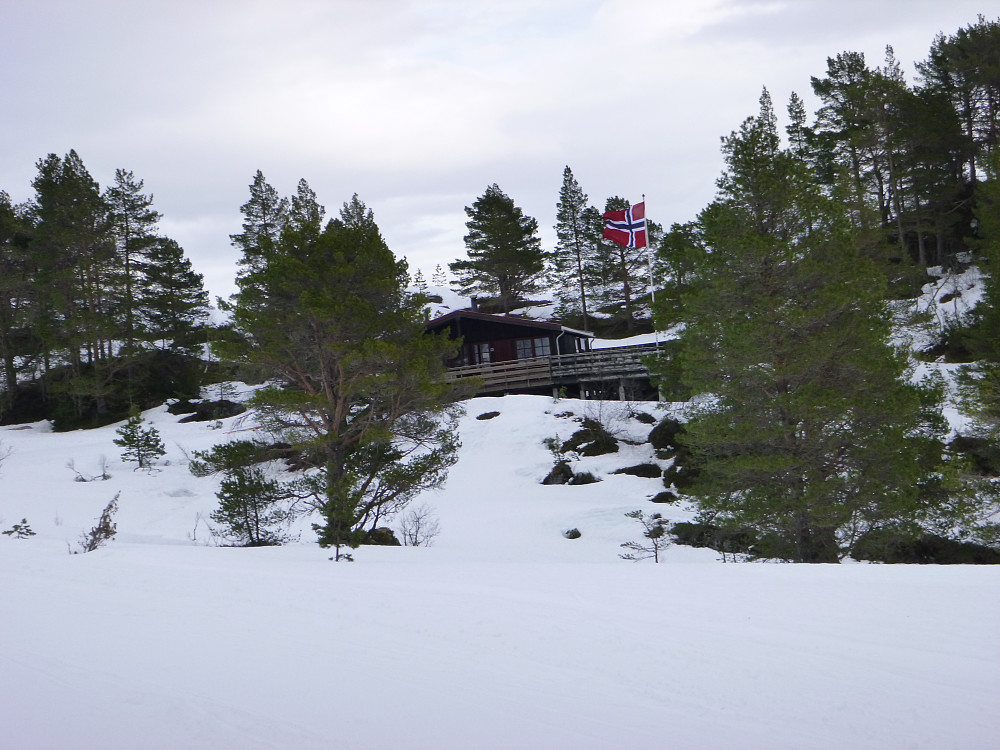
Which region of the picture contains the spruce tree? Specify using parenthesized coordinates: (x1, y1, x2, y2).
(655, 90, 952, 562)
(449, 184, 545, 313)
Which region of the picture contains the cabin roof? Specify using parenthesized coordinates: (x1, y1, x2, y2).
(426, 309, 593, 338)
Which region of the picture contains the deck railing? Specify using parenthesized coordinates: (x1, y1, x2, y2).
(444, 343, 660, 393)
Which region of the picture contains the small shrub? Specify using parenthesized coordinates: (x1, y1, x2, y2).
(476, 411, 501, 421)
(362, 527, 402, 546)
(79, 494, 119, 552)
(569, 471, 600, 485)
(561, 418, 618, 457)
(542, 462, 575, 485)
(175, 399, 247, 423)
(2, 519, 36, 539)
(620, 510, 671, 562)
(648, 417, 683, 451)
(662, 461, 700, 491)
(853, 528, 1000, 564)
(631, 411, 657, 425)
(650, 490, 679, 504)
(399, 504, 441, 547)
(949, 435, 1000, 476)
(612, 463, 662, 478)
(563, 528, 582, 539)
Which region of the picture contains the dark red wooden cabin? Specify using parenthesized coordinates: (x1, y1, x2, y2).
(425, 310, 593, 367)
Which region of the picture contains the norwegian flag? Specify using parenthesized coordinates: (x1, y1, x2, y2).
(602, 202, 647, 248)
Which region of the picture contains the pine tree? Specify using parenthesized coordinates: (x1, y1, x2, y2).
(229, 193, 462, 559)
(0, 191, 34, 409)
(338, 192, 375, 230)
(114, 408, 166, 469)
(288, 178, 326, 239)
(29, 151, 118, 421)
(551, 166, 600, 327)
(211, 466, 289, 546)
(140, 237, 209, 352)
(654, 90, 952, 562)
(105, 169, 161, 352)
(449, 184, 545, 313)
(230, 170, 288, 279)
(432, 264, 447, 286)
(592, 196, 656, 330)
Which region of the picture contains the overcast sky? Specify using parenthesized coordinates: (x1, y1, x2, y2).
(0, 1, 990, 300)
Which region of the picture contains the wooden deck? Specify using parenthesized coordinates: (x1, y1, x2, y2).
(444, 343, 660, 396)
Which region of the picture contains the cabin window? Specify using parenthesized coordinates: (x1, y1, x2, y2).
(475, 342, 491, 364)
(515, 337, 552, 359)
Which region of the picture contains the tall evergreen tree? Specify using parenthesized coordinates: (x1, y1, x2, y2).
(140, 237, 209, 352)
(0, 192, 34, 410)
(592, 196, 658, 330)
(449, 184, 545, 314)
(654, 91, 951, 562)
(229, 195, 462, 558)
(551, 166, 601, 328)
(105, 169, 161, 352)
(29, 151, 118, 420)
(918, 16, 1000, 187)
(338, 192, 375, 231)
(230, 170, 288, 279)
(288, 178, 326, 239)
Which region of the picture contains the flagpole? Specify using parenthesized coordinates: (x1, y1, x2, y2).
(643, 193, 660, 355)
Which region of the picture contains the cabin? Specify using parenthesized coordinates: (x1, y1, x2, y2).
(425, 310, 593, 367)
(426, 310, 659, 400)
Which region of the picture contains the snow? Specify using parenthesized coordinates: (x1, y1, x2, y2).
(1, 391, 998, 749)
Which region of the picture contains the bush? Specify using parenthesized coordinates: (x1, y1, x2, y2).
(174, 399, 247, 423)
(79, 494, 118, 552)
(949, 435, 1000, 476)
(569, 471, 600, 485)
(561, 418, 618, 457)
(670, 522, 761, 556)
(361, 527, 402, 546)
(662, 461, 700, 491)
(649, 491, 679, 504)
(853, 527, 1000, 564)
(542, 461, 574, 485)
(612, 463, 662, 478)
(648, 417, 683, 451)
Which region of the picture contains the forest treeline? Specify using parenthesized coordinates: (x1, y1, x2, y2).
(0, 153, 209, 428)
(0, 15, 998, 561)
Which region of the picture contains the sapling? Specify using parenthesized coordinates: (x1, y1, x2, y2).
(620, 509, 671, 562)
(2, 519, 36, 539)
(114, 409, 166, 470)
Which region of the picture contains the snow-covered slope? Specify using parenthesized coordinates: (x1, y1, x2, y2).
(2, 391, 998, 749)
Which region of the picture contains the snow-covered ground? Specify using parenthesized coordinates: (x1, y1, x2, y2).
(2, 391, 998, 749)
